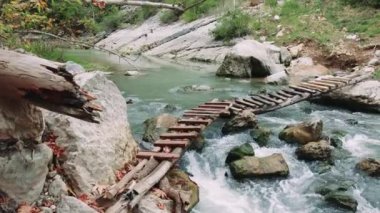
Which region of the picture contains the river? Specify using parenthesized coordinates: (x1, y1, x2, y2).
(63, 50, 380, 213)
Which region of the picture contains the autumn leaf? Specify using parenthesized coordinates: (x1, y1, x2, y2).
(17, 204, 41, 213)
(156, 202, 165, 210)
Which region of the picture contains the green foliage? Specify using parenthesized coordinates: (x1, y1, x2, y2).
(181, 0, 219, 22)
(265, 0, 278, 7)
(340, 0, 380, 8)
(128, 6, 158, 24)
(0, 0, 125, 35)
(160, 10, 179, 24)
(374, 69, 380, 80)
(212, 10, 252, 41)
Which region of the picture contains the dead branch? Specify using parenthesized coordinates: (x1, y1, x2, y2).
(159, 177, 183, 213)
(86, 0, 184, 12)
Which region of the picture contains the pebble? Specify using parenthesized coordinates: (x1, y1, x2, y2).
(375, 50, 380, 58)
(274, 15, 280, 20)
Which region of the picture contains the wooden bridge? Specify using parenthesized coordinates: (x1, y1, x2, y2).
(104, 71, 373, 212)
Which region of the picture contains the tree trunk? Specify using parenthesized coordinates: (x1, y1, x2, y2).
(86, 0, 185, 12)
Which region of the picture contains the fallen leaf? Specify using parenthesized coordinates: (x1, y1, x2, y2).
(156, 202, 165, 210)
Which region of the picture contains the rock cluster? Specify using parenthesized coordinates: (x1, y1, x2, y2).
(221, 109, 258, 135)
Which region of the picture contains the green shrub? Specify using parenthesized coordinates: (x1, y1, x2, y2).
(128, 6, 158, 24)
(265, 0, 278, 7)
(160, 10, 179, 24)
(99, 10, 126, 32)
(212, 10, 252, 41)
(340, 0, 380, 8)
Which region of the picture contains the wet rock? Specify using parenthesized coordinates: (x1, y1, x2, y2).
(40, 207, 53, 213)
(356, 158, 380, 177)
(179, 85, 213, 93)
(163, 104, 177, 113)
(225, 143, 255, 164)
(250, 127, 271, 146)
(48, 175, 68, 197)
(345, 118, 358, 126)
(289, 44, 304, 58)
(230, 153, 289, 179)
(0, 144, 52, 203)
(315, 181, 355, 196)
(124, 70, 145, 76)
(56, 196, 97, 213)
(288, 57, 330, 82)
(166, 169, 199, 212)
(280, 47, 292, 66)
(137, 192, 173, 213)
(44, 71, 138, 194)
(295, 140, 332, 161)
(264, 71, 289, 85)
(142, 114, 178, 143)
(279, 119, 323, 145)
(221, 110, 258, 135)
(325, 191, 358, 211)
(64, 61, 85, 75)
(216, 40, 285, 78)
(0, 190, 18, 213)
(312, 79, 380, 113)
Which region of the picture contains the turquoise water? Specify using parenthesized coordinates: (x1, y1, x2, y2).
(65, 50, 380, 213)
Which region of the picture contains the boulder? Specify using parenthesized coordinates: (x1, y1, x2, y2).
(143, 114, 178, 143)
(229, 153, 289, 179)
(250, 127, 271, 146)
(0, 144, 52, 203)
(325, 191, 358, 211)
(225, 143, 255, 164)
(166, 169, 199, 212)
(279, 119, 323, 145)
(289, 43, 304, 58)
(48, 175, 68, 197)
(312, 80, 380, 113)
(288, 57, 330, 82)
(44, 71, 138, 194)
(221, 110, 257, 135)
(264, 71, 289, 85)
(280, 47, 292, 66)
(216, 40, 285, 78)
(137, 193, 173, 213)
(56, 196, 97, 213)
(356, 158, 380, 177)
(295, 140, 332, 161)
(315, 181, 355, 196)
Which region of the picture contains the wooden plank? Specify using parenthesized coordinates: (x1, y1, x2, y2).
(316, 79, 346, 86)
(229, 106, 243, 113)
(154, 140, 189, 147)
(191, 107, 224, 112)
(204, 102, 231, 106)
(185, 110, 221, 114)
(198, 104, 227, 109)
(290, 85, 316, 93)
(160, 132, 198, 140)
(137, 152, 180, 160)
(251, 96, 276, 105)
(268, 92, 288, 101)
(168, 125, 204, 132)
(308, 81, 337, 89)
(242, 98, 264, 106)
(324, 77, 350, 83)
(182, 114, 217, 119)
(282, 88, 306, 96)
(178, 119, 212, 125)
(276, 90, 293, 98)
(258, 94, 283, 104)
(236, 99, 258, 108)
(301, 82, 329, 91)
(313, 80, 341, 87)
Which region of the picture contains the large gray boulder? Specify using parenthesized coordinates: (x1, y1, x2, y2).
(44, 71, 138, 194)
(229, 153, 289, 179)
(287, 57, 330, 83)
(216, 40, 285, 78)
(222, 109, 257, 135)
(143, 114, 178, 143)
(56, 196, 97, 213)
(295, 140, 332, 161)
(279, 119, 323, 145)
(0, 144, 52, 203)
(313, 80, 380, 113)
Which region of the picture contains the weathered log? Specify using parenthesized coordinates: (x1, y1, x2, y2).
(159, 177, 182, 213)
(133, 157, 159, 180)
(86, 0, 184, 11)
(104, 159, 148, 199)
(0, 49, 100, 123)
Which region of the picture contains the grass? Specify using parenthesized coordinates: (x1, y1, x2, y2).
(374, 69, 380, 80)
(212, 10, 252, 41)
(244, 0, 380, 49)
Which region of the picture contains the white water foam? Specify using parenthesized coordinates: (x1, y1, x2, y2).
(343, 134, 380, 158)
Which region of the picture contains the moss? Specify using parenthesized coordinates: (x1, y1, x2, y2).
(225, 143, 255, 164)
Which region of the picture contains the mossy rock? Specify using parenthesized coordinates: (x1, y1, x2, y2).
(225, 143, 255, 164)
(250, 127, 271, 147)
(166, 169, 199, 212)
(325, 191, 358, 211)
(315, 181, 355, 196)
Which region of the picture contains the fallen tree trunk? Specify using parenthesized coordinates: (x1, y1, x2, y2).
(86, 0, 184, 12)
(159, 177, 183, 213)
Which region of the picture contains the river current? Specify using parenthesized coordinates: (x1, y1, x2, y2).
(65, 50, 380, 213)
